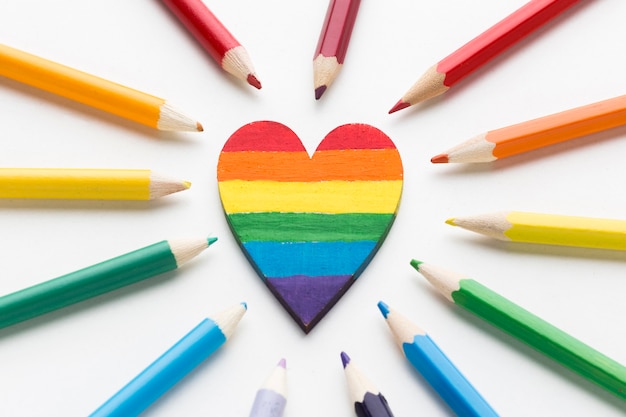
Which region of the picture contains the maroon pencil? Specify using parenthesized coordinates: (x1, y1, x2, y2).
(160, 0, 262, 89)
(313, 0, 361, 100)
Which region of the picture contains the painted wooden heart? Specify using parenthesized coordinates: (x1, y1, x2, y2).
(217, 121, 403, 333)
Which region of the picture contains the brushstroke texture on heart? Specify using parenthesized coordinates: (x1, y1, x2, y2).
(217, 121, 403, 333)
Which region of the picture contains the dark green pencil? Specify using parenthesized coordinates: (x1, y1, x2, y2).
(0, 237, 216, 329)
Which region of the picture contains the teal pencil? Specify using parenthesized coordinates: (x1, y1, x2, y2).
(0, 237, 217, 329)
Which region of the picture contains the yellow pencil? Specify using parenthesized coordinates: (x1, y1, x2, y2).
(447, 211, 626, 250)
(0, 43, 202, 132)
(0, 168, 191, 200)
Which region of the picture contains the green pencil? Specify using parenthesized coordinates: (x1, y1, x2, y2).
(410, 259, 626, 401)
(0, 237, 217, 329)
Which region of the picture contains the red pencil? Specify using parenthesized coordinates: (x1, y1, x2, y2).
(313, 0, 361, 100)
(389, 0, 581, 113)
(160, 0, 262, 89)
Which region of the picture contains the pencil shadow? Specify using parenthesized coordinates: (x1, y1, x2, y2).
(455, 235, 626, 263)
(0, 77, 198, 143)
(414, 279, 626, 414)
(0, 197, 184, 212)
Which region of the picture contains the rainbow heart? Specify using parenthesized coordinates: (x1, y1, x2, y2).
(217, 121, 403, 333)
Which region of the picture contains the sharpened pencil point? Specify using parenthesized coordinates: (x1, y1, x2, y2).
(410, 259, 422, 271)
(278, 358, 286, 368)
(247, 74, 262, 90)
(315, 85, 327, 100)
(183, 181, 192, 189)
(340, 351, 351, 368)
(207, 237, 218, 246)
(196, 122, 204, 132)
(388, 100, 410, 114)
(431, 153, 449, 164)
(445, 218, 457, 226)
(377, 301, 390, 318)
(241, 302, 248, 310)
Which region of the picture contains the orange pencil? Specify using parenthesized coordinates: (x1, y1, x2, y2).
(431, 94, 626, 163)
(0, 43, 202, 132)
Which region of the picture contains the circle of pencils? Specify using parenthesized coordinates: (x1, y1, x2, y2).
(160, 0, 262, 89)
(389, 0, 582, 113)
(89, 303, 247, 417)
(0, 237, 216, 330)
(431, 94, 626, 163)
(377, 301, 498, 417)
(411, 260, 626, 400)
(0, 43, 202, 131)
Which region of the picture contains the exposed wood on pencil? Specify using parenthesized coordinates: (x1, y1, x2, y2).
(160, 0, 261, 89)
(0, 168, 191, 200)
(313, 0, 361, 99)
(433, 93, 626, 163)
(0, 43, 201, 131)
(447, 211, 626, 251)
(411, 260, 626, 400)
(389, 0, 582, 113)
(341, 351, 395, 417)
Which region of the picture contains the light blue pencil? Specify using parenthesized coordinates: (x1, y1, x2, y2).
(90, 303, 247, 417)
(377, 301, 498, 417)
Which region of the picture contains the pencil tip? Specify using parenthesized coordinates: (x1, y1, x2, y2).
(377, 301, 390, 318)
(241, 302, 248, 310)
(196, 122, 204, 132)
(207, 237, 218, 246)
(247, 74, 262, 89)
(431, 153, 449, 164)
(278, 358, 286, 368)
(183, 181, 192, 190)
(445, 218, 457, 226)
(315, 85, 327, 100)
(388, 100, 410, 114)
(340, 351, 350, 368)
(410, 259, 422, 271)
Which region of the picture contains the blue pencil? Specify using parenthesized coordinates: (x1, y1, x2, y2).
(248, 358, 288, 417)
(89, 303, 247, 417)
(377, 301, 498, 417)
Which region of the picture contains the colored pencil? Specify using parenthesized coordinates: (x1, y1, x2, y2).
(248, 358, 288, 417)
(447, 211, 626, 251)
(313, 0, 361, 100)
(160, 0, 261, 89)
(0, 237, 216, 330)
(411, 260, 626, 400)
(0, 168, 190, 200)
(89, 302, 247, 417)
(0, 43, 202, 131)
(377, 302, 498, 417)
(388, 0, 581, 113)
(432, 94, 626, 163)
(340, 351, 395, 417)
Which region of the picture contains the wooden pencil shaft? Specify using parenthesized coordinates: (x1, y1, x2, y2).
(0, 168, 153, 200)
(0, 43, 165, 129)
(454, 279, 626, 399)
(490, 94, 626, 159)
(0, 241, 178, 329)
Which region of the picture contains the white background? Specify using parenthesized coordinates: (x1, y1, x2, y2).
(0, 1, 625, 416)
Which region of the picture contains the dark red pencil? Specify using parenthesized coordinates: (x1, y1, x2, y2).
(313, 0, 361, 100)
(389, 0, 581, 113)
(160, 0, 262, 89)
